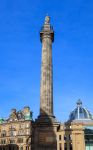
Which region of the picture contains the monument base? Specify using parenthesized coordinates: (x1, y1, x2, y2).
(33, 115, 60, 150)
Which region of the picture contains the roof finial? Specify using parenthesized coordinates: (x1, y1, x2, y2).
(77, 99, 82, 107)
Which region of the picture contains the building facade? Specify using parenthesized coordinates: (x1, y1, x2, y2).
(57, 100, 93, 150)
(0, 16, 93, 150)
(0, 107, 33, 150)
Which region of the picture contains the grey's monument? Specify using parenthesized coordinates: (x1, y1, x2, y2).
(33, 16, 59, 150)
(40, 15, 54, 118)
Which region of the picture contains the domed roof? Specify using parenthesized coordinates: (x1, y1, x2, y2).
(69, 99, 93, 121)
(0, 118, 4, 124)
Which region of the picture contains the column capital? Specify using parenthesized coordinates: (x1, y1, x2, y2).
(40, 16, 54, 42)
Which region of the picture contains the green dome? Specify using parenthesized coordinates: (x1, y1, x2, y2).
(0, 118, 4, 124)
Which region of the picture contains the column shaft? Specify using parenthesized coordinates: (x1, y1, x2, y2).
(40, 36, 53, 116)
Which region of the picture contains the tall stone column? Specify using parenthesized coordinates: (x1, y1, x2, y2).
(33, 16, 59, 150)
(40, 16, 54, 117)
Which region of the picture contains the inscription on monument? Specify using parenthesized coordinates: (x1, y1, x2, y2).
(39, 132, 55, 144)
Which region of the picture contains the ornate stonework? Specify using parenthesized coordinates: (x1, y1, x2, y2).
(0, 107, 33, 150)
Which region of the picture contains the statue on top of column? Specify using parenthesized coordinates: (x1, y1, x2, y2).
(45, 15, 50, 24)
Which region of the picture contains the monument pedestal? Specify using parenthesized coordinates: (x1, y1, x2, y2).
(33, 116, 60, 150)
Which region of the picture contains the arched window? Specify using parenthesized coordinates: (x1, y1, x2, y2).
(1, 130, 6, 137)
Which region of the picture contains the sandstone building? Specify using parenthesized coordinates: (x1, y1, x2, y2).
(0, 16, 93, 150)
(0, 107, 33, 150)
(57, 100, 93, 150)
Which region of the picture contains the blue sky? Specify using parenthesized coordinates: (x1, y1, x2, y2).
(0, 0, 93, 121)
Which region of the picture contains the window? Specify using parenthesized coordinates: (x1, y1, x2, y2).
(20, 124, 24, 129)
(69, 135, 72, 140)
(1, 139, 6, 144)
(10, 131, 13, 136)
(10, 139, 15, 144)
(59, 143, 62, 150)
(64, 135, 66, 140)
(64, 143, 67, 150)
(13, 131, 16, 136)
(10, 131, 16, 136)
(26, 146, 29, 150)
(18, 130, 24, 135)
(59, 135, 61, 140)
(70, 143, 72, 150)
(18, 138, 23, 143)
(26, 123, 29, 128)
(1, 130, 6, 137)
(9, 125, 15, 129)
(26, 129, 30, 135)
